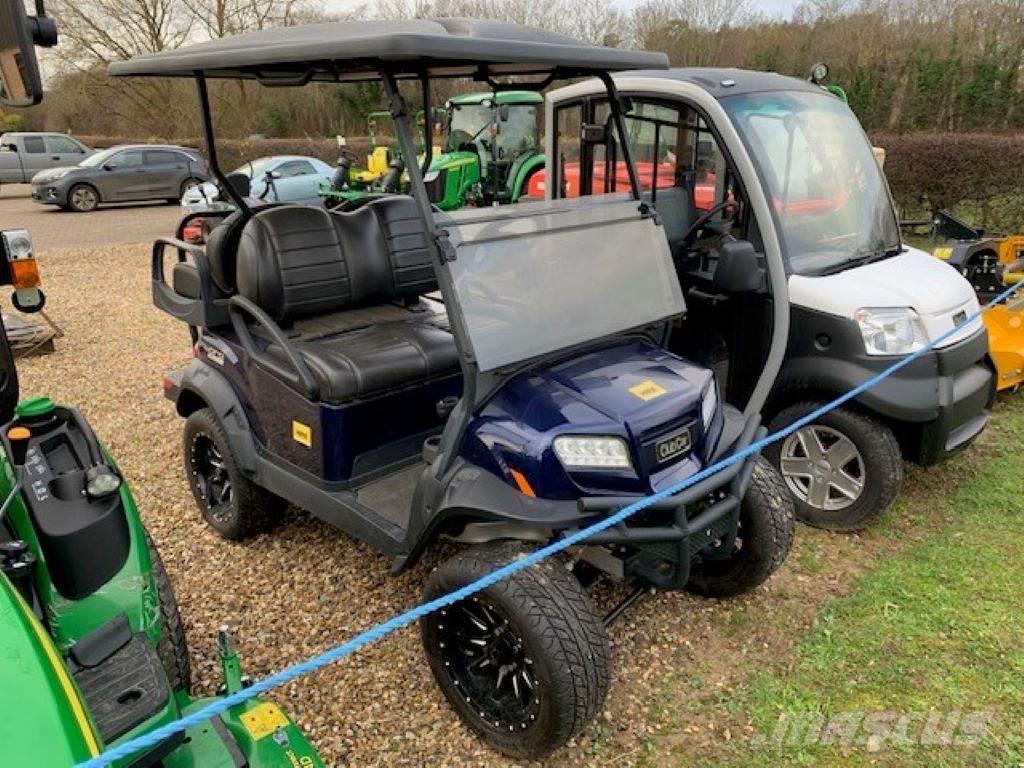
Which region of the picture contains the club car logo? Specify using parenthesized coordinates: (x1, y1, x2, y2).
(655, 428, 691, 463)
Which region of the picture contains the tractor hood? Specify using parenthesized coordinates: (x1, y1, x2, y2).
(0, 576, 99, 764)
(788, 246, 984, 348)
(469, 339, 718, 498)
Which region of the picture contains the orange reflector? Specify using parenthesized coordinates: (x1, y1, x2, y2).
(509, 469, 536, 497)
(10, 258, 40, 289)
(7, 426, 31, 441)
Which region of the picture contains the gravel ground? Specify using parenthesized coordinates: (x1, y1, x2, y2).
(14, 242, 832, 767)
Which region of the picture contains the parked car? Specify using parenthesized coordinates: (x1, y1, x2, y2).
(30, 144, 208, 212)
(181, 154, 334, 215)
(0, 132, 94, 183)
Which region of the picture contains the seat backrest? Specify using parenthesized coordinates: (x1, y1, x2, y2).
(366, 146, 391, 176)
(204, 209, 249, 294)
(235, 197, 437, 323)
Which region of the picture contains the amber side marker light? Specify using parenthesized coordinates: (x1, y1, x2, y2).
(509, 468, 536, 497)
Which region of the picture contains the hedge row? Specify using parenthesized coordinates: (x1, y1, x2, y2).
(75, 132, 1024, 233)
(871, 132, 1024, 233)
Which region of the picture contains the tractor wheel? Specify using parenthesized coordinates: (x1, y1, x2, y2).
(182, 408, 285, 540)
(146, 530, 192, 693)
(421, 541, 611, 759)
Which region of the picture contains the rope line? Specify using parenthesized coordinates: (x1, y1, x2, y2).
(76, 278, 1023, 768)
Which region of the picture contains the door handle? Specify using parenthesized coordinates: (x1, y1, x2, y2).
(51, 156, 60, 160)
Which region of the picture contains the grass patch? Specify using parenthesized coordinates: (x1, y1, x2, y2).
(648, 395, 1024, 768)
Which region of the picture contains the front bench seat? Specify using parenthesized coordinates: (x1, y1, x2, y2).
(235, 199, 459, 403)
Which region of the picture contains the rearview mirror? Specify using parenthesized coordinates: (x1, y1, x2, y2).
(0, 1, 57, 107)
(713, 239, 764, 293)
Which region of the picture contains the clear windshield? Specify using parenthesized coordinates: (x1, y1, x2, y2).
(495, 105, 538, 156)
(80, 147, 120, 167)
(231, 156, 275, 178)
(447, 103, 491, 151)
(722, 90, 900, 276)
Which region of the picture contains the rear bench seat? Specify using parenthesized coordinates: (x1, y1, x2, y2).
(234, 197, 459, 404)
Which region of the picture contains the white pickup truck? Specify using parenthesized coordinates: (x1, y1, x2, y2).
(0, 132, 93, 183)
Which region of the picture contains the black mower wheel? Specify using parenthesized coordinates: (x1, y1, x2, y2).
(183, 408, 285, 540)
(67, 183, 99, 212)
(766, 403, 903, 531)
(687, 458, 795, 598)
(421, 542, 611, 760)
(146, 530, 192, 693)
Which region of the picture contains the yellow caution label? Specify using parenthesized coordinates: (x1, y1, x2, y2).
(628, 379, 667, 401)
(240, 702, 291, 740)
(292, 420, 313, 447)
(933, 247, 953, 261)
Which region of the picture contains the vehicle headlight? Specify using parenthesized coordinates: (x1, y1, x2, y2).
(854, 307, 927, 355)
(48, 168, 70, 181)
(553, 435, 632, 470)
(701, 379, 719, 431)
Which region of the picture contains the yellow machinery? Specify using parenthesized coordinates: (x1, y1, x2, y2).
(930, 211, 1024, 390)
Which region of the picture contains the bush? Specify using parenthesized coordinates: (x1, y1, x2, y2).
(872, 132, 1024, 233)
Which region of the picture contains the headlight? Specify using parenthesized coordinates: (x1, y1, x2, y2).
(553, 435, 632, 470)
(2, 229, 33, 260)
(854, 307, 927, 355)
(701, 379, 719, 431)
(47, 168, 70, 181)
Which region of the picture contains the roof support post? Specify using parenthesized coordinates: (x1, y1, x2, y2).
(595, 71, 643, 202)
(195, 74, 251, 216)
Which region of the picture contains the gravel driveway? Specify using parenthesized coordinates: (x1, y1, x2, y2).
(13, 239, 814, 767)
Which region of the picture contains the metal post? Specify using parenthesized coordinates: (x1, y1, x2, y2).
(195, 75, 250, 216)
(596, 71, 643, 201)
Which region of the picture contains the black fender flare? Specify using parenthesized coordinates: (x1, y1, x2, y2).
(175, 359, 258, 474)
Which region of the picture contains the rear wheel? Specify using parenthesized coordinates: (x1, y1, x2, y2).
(146, 530, 191, 693)
(766, 403, 903, 530)
(67, 183, 99, 212)
(688, 457, 795, 598)
(183, 408, 284, 539)
(421, 542, 611, 759)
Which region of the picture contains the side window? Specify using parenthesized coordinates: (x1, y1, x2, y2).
(22, 136, 45, 153)
(108, 150, 144, 168)
(276, 160, 315, 178)
(554, 102, 583, 198)
(144, 150, 179, 165)
(46, 136, 85, 154)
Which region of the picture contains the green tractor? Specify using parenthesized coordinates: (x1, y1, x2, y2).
(0, 4, 324, 767)
(323, 90, 543, 211)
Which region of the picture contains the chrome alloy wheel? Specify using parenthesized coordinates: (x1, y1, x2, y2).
(779, 425, 865, 511)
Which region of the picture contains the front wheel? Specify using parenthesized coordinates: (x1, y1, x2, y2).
(67, 183, 99, 212)
(765, 403, 904, 530)
(182, 407, 285, 540)
(146, 530, 191, 693)
(421, 542, 611, 759)
(688, 457, 795, 598)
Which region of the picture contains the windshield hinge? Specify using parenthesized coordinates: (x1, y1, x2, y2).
(639, 201, 661, 226)
(433, 229, 457, 262)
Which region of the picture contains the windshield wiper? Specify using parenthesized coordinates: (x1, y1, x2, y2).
(814, 243, 903, 276)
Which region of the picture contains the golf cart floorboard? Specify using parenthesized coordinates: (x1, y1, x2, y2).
(355, 462, 424, 532)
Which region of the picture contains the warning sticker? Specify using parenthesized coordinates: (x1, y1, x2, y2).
(240, 702, 291, 740)
(291, 421, 313, 448)
(628, 380, 667, 401)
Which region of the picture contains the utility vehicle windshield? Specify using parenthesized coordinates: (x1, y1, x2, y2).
(722, 90, 900, 276)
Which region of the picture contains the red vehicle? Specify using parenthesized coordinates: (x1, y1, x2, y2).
(527, 160, 718, 210)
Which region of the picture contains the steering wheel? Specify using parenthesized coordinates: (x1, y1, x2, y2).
(680, 200, 740, 250)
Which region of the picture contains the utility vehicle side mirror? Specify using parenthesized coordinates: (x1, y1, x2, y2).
(713, 239, 763, 293)
(0, 1, 57, 107)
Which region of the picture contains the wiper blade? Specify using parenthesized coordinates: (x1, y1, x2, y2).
(814, 244, 903, 276)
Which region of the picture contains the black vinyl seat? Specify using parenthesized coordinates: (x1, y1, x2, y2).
(235, 198, 459, 404)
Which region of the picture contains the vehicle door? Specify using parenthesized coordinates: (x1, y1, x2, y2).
(143, 149, 187, 198)
(95, 148, 147, 200)
(267, 159, 321, 204)
(16, 135, 50, 178)
(44, 135, 89, 170)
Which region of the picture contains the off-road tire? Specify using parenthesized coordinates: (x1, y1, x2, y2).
(687, 458, 795, 598)
(182, 407, 284, 540)
(146, 530, 191, 693)
(67, 183, 99, 212)
(766, 402, 903, 531)
(421, 542, 611, 759)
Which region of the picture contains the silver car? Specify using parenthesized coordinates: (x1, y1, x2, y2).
(31, 144, 207, 212)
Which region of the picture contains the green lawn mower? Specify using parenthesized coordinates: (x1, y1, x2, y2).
(323, 90, 543, 211)
(0, 5, 325, 766)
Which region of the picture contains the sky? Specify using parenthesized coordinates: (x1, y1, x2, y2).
(324, 0, 801, 20)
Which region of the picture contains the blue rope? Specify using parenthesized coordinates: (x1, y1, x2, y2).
(76, 278, 1024, 767)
